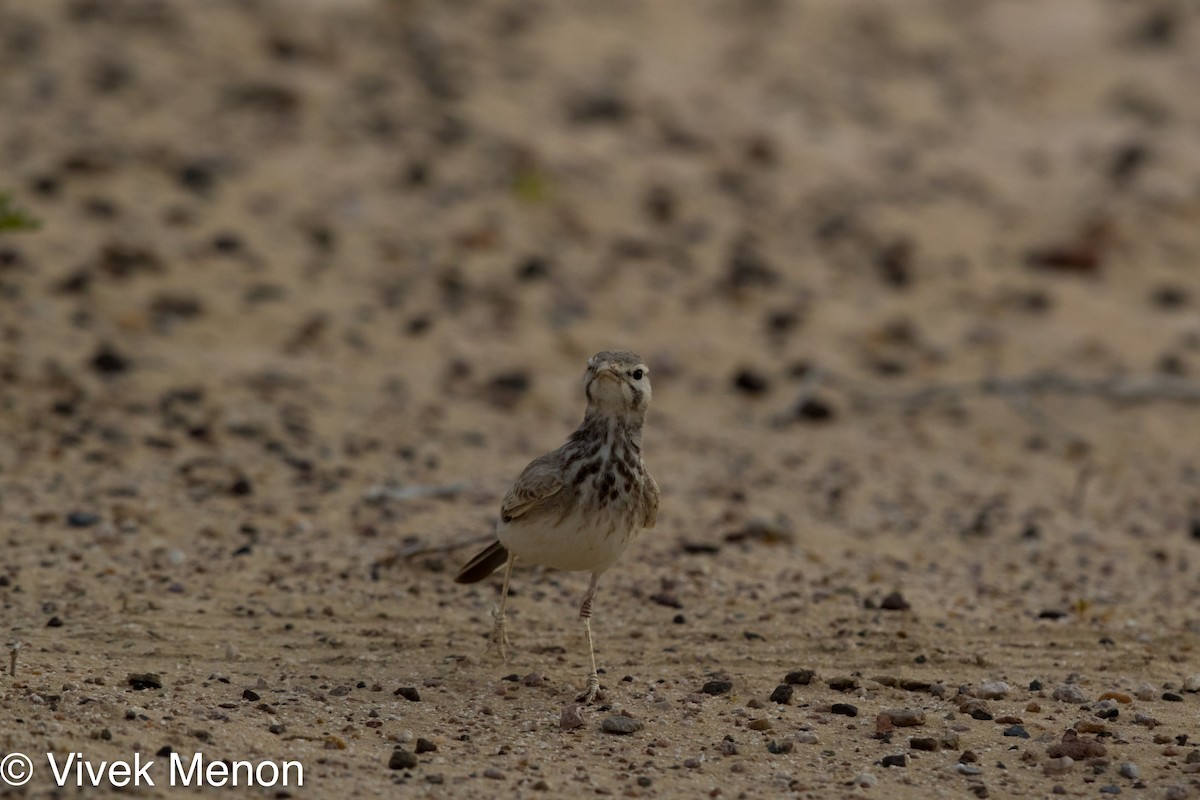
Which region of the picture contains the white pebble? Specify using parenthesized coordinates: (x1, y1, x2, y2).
(853, 772, 877, 788)
(1043, 756, 1075, 776)
(1051, 685, 1089, 704)
(974, 681, 1011, 700)
(795, 731, 820, 745)
(1135, 683, 1157, 701)
(1119, 762, 1139, 779)
(1183, 675, 1200, 693)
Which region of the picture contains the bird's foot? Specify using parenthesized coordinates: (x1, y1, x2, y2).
(487, 608, 511, 662)
(576, 672, 602, 704)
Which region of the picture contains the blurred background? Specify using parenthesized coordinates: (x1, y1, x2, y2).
(2, 0, 1199, 644)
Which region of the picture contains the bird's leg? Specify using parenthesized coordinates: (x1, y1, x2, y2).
(576, 572, 602, 703)
(488, 552, 516, 661)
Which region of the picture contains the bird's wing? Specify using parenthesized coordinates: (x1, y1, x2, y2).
(500, 453, 565, 521)
(642, 473, 660, 529)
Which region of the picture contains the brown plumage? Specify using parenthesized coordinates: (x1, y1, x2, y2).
(455, 350, 659, 703)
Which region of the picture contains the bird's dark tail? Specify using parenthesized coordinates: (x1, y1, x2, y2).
(454, 540, 509, 584)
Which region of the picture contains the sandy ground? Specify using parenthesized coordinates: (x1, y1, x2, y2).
(2, 0, 1200, 797)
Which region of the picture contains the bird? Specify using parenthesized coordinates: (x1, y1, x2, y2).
(455, 350, 659, 703)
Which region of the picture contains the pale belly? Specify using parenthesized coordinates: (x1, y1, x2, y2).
(497, 506, 637, 574)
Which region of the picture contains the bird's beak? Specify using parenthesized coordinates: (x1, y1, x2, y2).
(595, 365, 621, 382)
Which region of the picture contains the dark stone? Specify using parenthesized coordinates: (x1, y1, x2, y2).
(880, 591, 911, 611)
(876, 239, 913, 288)
(128, 673, 163, 690)
(395, 686, 420, 701)
(732, 368, 770, 395)
(242, 689, 260, 701)
(827, 676, 859, 692)
(701, 680, 732, 696)
(831, 703, 859, 717)
(516, 256, 550, 281)
(46, 616, 63, 627)
(388, 748, 418, 770)
(1151, 285, 1189, 310)
(910, 737, 939, 751)
(91, 345, 130, 375)
(795, 397, 835, 422)
(1003, 725, 1030, 738)
(67, 511, 101, 528)
(1162, 692, 1183, 702)
(415, 738, 437, 753)
(601, 716, 643, 735)
(769, 684, 794, 705)
(785, 669, 816, 686)
(882, 754, 907, 768)
(766, 740, 793, 754)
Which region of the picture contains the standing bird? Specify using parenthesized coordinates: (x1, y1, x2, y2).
(455, 351, 659, 703)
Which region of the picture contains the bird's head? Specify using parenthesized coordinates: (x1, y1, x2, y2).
(583, 350, 651, 420)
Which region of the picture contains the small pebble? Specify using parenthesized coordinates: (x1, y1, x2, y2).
(483, 767, 505, 780)
(910, 737, 939, 751)
(1043, 756, 1075, 776)
(769, 684, 794, 704)
(560, 706, 584, 730)
(828, 676, 859, 692)
(1162, 692, 1184, 702)
(853, 772, 877, 788)
(719, 739, 737, 756)
(415, 738, 437, 754)
(522, 672, 544, 687)
(795, 731, 820, 745)
(67, 511, 101, 528)
(1099, 691, 1132, 704)
(954, 764, 983, 776)
(1049, 730, 1107, 759)
(884, 708, 926, 727)
(974, 681, 1011, 700)
(880, 591, 910, 611)
(701, 680, 732, 695)
(395, 686, 420, 702)
(388, 749, 418, 770)
(1003, 725, 1030, 739)
(1183, 675, 1200, 693)
(785, 669, 815, 685)
(1134, 683, 1157, 701)
(767, 740, 793, 754)
(242, 689, 260, 701)
(127, 673, 163, 690)
(1164, 786, 1189, 800)
(1099, 786, 1121, 795)
(1118, 762, 1138, 779)
(748, 718, 772, 731)
(601, 716, 643, 735)
(831, 703, 859, 717)
(1052, 685, 1089, 704)
(881, 754, 907, 768)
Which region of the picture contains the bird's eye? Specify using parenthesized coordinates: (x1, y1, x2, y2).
(632, 368, 644, 380)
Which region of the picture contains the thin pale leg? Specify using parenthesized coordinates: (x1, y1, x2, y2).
(576, 572, 602, 703)
(489, 552, 516, 661)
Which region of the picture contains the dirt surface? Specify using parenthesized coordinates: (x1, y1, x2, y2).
(3, 0, 1200, 797)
